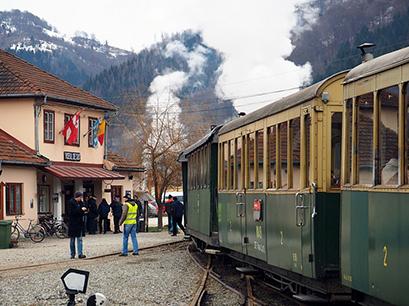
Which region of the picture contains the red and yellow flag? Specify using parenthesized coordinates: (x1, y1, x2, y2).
(97, 119, 106, 145)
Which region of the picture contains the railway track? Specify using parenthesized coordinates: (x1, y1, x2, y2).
(188, 243, 304, 306)
(0, 240, 186, 274)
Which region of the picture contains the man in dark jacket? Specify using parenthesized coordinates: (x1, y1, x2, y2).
(68, 191, 88, 259)
(110, 195, 123, 234)
(98, 199, 110, 234)
(86, 195, 98, 234)
(171, 196, 185, 236)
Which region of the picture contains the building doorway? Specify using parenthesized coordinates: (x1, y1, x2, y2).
(111, 186, 122, 202)
(63, 184, 74, 223)
(83, 181, 95, 196)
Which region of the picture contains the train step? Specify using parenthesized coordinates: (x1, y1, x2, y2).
(204, 248, 221, 255)
(236, 266, 258, 275)
(293, 294, 328, 303)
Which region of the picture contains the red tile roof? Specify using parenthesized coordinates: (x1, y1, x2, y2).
(0, 49, 117, 111)
(106, 152, 144, 172)
(44, 164, 124, 180)
(0, 129, 49, 165)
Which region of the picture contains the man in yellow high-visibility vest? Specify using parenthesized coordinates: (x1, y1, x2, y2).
(119, 194, 139, 256)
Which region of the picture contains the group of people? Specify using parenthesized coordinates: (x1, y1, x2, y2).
(67, 192, 186, 259)
(163, 195, 185, 236)
(67, 192, 142, 259)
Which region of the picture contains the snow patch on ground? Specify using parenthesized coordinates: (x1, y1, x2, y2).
(10, 40, 58, 53)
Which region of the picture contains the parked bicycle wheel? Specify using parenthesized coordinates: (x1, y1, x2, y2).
(29, 225, 45, 243)
(55, 224, 68, 239)
(10, 225, 20, 241)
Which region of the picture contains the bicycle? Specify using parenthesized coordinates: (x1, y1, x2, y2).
(10, 216, 45, 243)
(38, 214, 68, 239)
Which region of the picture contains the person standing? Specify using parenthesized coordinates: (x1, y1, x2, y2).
(110, 195, 123, 234)
(119, 195, 139, 256)
(98, 199, 110, 234)
(68, 191, 87, 259)
(171, 196, 186, 237)
(163, 195, 174, 234)
(87, 195, 98, 234)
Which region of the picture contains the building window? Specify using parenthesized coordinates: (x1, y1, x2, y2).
(43, 110, 55, 143)
(88, 117, 98, 147)
(6, 183, 23, 215)
(357, 93, 374, 185)
(379, 86, 399, 185)
(64, 114, 80, 146)
(38, 185, 51, 213)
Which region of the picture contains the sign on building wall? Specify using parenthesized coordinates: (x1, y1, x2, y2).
(64, 151, 81, 161)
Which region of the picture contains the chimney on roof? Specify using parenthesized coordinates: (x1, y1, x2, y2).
(357, 43, 376, 63)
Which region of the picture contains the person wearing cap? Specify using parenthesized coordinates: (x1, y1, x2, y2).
(110, 195, 123, 234)
(98, 199, 110, 234)
(68, 191, 88, 259)
(170, 196, 186, 236)
(119, 194, 139, 256)
(163, 195, 174, 234)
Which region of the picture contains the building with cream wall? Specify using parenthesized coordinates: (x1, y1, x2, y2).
(0, 49, 144, 225)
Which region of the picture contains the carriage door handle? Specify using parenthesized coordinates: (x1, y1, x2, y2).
(295, 192, 306, 227)
(236, 192, 245, 217)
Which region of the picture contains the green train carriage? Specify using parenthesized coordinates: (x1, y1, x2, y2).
(216, 71, 349, 299)
(341, 46, 409, 306)
(179, 126, 221, 246)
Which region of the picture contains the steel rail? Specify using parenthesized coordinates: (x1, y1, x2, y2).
(0, 240, 186, 273)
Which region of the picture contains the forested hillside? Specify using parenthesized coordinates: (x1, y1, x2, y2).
(288, 0, 409, 83)
(0, 10, 133, 85)
(84, 31, 236, 152)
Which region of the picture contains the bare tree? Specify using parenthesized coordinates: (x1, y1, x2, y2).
(115, 93, 187, 229)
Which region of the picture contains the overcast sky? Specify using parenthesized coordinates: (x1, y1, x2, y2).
(0, 0, 312, 113)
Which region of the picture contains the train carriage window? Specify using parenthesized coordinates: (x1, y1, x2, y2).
(236, 137, 243, 190)
(379, 86, 399, 186)
(230, 140, 235, 189)
(256, 130, 264, 189)
(345, 100, 353, 184)
(357, 93, 374, 185)
(280, 122, 288, 188)
(292, 118, 301, 189)
(267, 126, 276, 188)
(248, 133, 255, 189)
(331, 113, 342, 188)
(304, 115, 311, 187)
(223, 142, 228, 189)
(205, 145, 209, 187)
(405, 83, 409, 184)
(199, 149, 203, 188)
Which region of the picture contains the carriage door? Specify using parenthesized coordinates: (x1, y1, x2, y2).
(294, 113, 314, 277)
(295, 189, 314, 277)
(235, 191, 247, 254)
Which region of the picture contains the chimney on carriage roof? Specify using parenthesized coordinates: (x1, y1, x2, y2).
(357, 42, 376, 63)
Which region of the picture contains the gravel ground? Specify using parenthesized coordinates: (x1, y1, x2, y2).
(0, 244, 200, 306)
(0, 230, 182, 269)
(203, 277, 243, 305)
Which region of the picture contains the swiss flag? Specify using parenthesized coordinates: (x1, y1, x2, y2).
(61, 112, 80, 145)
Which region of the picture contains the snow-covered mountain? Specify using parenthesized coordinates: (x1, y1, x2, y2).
(0, 10, 133, 85)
